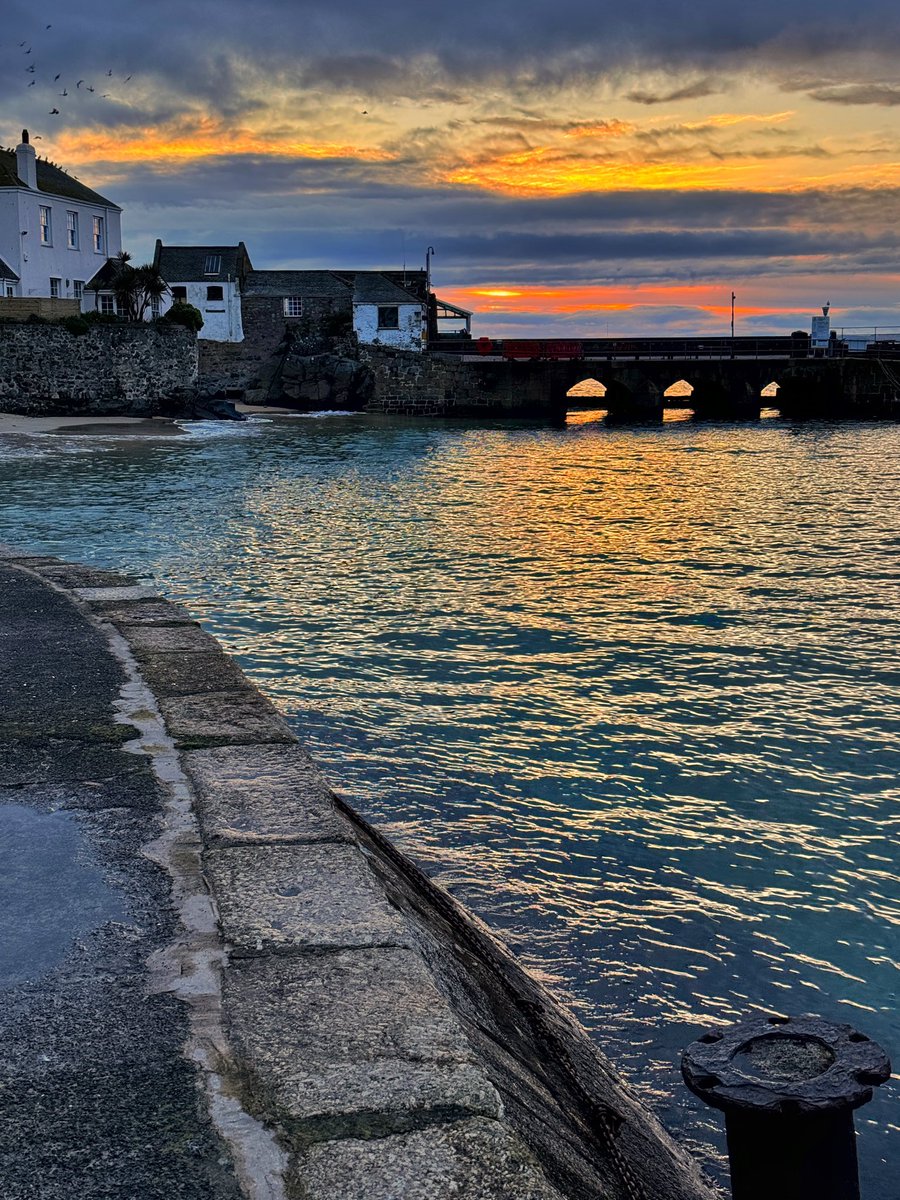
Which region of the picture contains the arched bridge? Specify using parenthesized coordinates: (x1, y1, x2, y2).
(422, 336, 900, 421)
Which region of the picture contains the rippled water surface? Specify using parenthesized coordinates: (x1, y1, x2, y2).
(1, 411, 898, 1191)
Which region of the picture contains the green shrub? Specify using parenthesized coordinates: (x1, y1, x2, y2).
(83, 309, 122, 325)
(160, 302, 204, 333)
(61, 314, 90, 337)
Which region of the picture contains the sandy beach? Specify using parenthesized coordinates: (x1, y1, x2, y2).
(0, 413, 185, 437)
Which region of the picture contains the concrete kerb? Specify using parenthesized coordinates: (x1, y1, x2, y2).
(1, 547, 718, 1200)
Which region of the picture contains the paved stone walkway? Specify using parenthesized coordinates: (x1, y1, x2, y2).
(0, 556, 241, 1199)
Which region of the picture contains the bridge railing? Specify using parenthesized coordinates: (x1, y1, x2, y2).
(429, 335, 807, 360)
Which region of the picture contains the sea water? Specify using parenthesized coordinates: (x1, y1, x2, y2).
(1, 410, 897, 1191)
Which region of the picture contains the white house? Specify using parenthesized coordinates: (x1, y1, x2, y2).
(153, 241, 252, 341)
(352, 272, 425, 351)
(0, 129, 122, 307)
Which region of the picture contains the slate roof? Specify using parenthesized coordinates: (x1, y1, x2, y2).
(154, 242, 252, 283)
(0, 255, 19, 281)
(0, 148, 119, 208)
(352, 272, 424, 306)
(244, 270, 352, 298)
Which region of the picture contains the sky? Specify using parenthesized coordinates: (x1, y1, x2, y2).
(3, 0, 900, 337)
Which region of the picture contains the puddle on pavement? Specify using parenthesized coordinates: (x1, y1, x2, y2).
(0, 803, 125, 988)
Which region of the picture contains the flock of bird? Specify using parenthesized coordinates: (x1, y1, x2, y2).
(13, 24, 133, 117)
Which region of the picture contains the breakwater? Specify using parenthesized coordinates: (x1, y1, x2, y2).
(0, 545, 716, 1199)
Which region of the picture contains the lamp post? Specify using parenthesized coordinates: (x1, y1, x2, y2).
(731, 291, 736, 356)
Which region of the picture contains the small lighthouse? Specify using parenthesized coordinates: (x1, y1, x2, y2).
(810, 302, 831, 351)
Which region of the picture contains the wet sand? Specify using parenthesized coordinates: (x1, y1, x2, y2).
(0, 413, 184, 437)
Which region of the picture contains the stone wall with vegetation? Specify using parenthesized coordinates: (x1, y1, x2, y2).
(0, 322, 198, 415)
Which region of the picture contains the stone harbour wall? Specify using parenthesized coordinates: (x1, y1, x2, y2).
(362, 347, 563, 418)
(0, 323, 198, 416)
(0, 550, 716, 1200)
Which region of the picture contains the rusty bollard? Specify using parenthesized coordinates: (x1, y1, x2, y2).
(682, 1015, 891, 1200)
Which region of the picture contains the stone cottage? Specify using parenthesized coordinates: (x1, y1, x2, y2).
(153, 241, 253, 341)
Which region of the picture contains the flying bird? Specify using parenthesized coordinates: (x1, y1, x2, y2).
(25, 47, 32, 54)
(18, 40, 26, 46)
(49, 107, 59, 114)
(26, 63, 35, 72)
(123, 75, 132, 82)
(45, 23, 51, 28)
(101, 93, 110, 98)
(76, 79, 84, 88)
(87, 85, 94, 92)
(106, 69, 112, 76)
(27, 80, 36, 86)
(59, 89, 68, 96)
(54, 73, 60, 80)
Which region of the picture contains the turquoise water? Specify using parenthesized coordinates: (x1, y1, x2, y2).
(1, 411, 898, 1190)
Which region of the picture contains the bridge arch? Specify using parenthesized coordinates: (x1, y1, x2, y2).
(566, 377, 607, 400)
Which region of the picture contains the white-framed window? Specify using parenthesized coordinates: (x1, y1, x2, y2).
(377, 305, 399, 329)
(73, 279, 84, 301)
(204, 254, 221, 274)
(93, 215, 105, 253)
(99, 293, 115, 314)
(5, 284, 14, 298)
(151, 296, 160, 319)
(49, 277, 61, 299)
(39, 205, 52, 245)
(66, 211, 79, 249)
(283, 297, 302, 317)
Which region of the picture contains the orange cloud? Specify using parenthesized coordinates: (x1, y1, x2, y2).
(55, 118, 395, 169)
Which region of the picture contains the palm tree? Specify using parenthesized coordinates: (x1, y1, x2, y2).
(108, 250, 170, 321)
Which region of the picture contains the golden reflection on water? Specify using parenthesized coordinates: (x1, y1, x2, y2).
(0, 413, 898, 1194)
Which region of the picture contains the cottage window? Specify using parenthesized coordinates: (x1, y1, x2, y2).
(151, 296, 161, 319)
(66, 211, 79, 249)
(49, 277, 61, 299)
(377, 305, 399, 329)
(204, 254, 221, 275)
(92, 216, 105, 253)
(40, 206, 52, 245)
(283, 297, 303, 317)
(99, 294, 115, 315)
(73, 279, 84, 301)
(171, 286, 187, 302)
(5, 285, 14, 298)
(206, 285, 224, 302)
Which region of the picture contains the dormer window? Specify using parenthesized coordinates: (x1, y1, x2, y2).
(204, 254, 221, 275)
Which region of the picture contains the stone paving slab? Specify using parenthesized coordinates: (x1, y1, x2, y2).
(75, 585, 160, 601)
(88, 599, 197, 626)
(225, 948, 501, 1125)
(125, 624, 221, 654)
(206, 844, 412, 953)
(158, 690, 295, 748)
(34, 565, 142, 588)
(183, 744, 351, 846)
(133, 651, 253, 697)
(293, 1117, 564, 1200)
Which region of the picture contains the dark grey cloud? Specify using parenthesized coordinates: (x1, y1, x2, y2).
(807, 83, 900, 105)
(626, 80, 721, 105)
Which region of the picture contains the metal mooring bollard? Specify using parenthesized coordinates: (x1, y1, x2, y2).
(682, 1015, 891, 1200)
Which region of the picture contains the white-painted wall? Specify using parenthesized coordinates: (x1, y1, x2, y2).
(156, 280, 244, 342)
(353, 301, 423, 351)
(3, 189, 122, 304)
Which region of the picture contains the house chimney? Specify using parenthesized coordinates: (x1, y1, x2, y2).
(16, 129, 38, 189)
